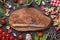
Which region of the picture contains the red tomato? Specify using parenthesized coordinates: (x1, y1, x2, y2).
(2, 32, 6, 37)
(19, 0, 23, 5)
(45, 12, 49, 15)
(55, 26, 59, 31)
(6, 34, 10, 39)
(0, 29, 3, 34)
(10, 36, 14, 40)
(55, 11, 58, 15)
(55, 15, 58, 19)
(41, 6, 45, 10)
(1, 20, 6, 25)
(0, 34, 2, 38)
(13, 0, 17, 3)
(51, 11, 55, 15)
(18, 34, 23, 40)
(38, 32, 43, 37)
(1, 37, 6, 40)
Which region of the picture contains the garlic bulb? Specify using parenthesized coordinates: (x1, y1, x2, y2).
(26, 34, 32, 40)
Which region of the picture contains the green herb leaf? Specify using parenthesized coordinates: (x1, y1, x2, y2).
(0, 24, 2, 27)
(5, 13, 10, 17)
(45, 0, 49, 3)
(53, 20, 59, 26)
(50, 15, 56, 19)
(45, 7, 49, 12)
(58, 13, 60, 22)
(6, 26, 10, 30)
(34, 32, 39, 40)
(40, 34, 48, 40)
(16, 3, 20, 8)
(2, 16, 6, 19)
(0, 8, 5, 13)
(25, 0, 29, 4)
(14, 3, 20, 8)
(35, 0, 41, 5)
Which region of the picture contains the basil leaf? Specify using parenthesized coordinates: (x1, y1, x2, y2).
(34, 32, 39, 40)
(14, 3, 20, 8)
(0, 8, 5, 13)
(35, 0, 41, 5)
(40, 34, 48, 40)
(25, 0, 28, 4)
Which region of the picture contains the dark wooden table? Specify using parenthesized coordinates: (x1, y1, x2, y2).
(0, 0, 59, 40)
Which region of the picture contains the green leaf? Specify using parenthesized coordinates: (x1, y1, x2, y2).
(34, 32, 39, 40)
(16, 3, 20, 8)
(25, 0, 29, 4)
(58, 10, 60, 13)
(0, 8, 5, 13)
(50, 7, 54, 11)
(5, 13, 10, 17)
(35, 0, 41, 5)
(14, 3, 20, 8)
(45, 0, 49, 2)
(6, 26, 10, 30)
(2, 16, 7, 19)
(48, 9, 52, 12)
(0, 24, 2, 28)
(58, 13, 60, 22)
(53, 20, 59, 26)
(45, 7, 49, 12)
(50, 15, 56, 19)
(40, 34, 48, 40)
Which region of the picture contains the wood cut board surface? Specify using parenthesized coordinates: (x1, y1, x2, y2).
(9, 8, 51, 31)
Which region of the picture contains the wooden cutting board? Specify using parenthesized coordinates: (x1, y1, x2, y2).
(9, 8, 51, 31)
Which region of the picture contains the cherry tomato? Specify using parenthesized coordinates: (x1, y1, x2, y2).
(1, 37, 6, 40)
(38, 32, 43, 37)
(0, 34, 2, 38)
(0, 29, 3, 34)
(6, 34, 10, 39)
(13, 0, 17, 3)
(55, 15, 58, 19)
(18, 34, 23, 40)
(1, 19, 6, 25)
(10, 36, 14, 40)
(2, 32, 6, 37)
(55, 26, 59, 31)
(19, 0, 23, 5)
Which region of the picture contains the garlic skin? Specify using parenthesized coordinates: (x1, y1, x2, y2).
(42, 1, 45, 5)
(8, 5, 12, 8)
(26, 34, 32, 40)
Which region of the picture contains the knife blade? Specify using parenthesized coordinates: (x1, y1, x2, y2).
(13, 24, 45, 28)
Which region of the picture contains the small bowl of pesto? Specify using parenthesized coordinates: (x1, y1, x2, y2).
(23, 0, 33, 6)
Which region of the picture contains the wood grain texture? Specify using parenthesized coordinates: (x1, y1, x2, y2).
(9, 8, 51, 31)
